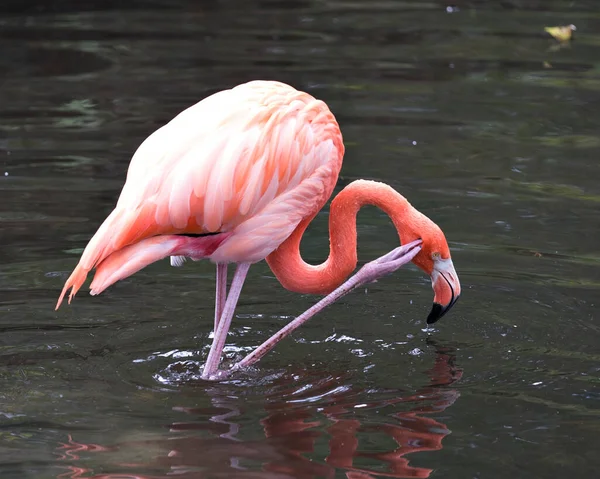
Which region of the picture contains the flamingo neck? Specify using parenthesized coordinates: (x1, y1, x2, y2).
(266, 179, 423, 295)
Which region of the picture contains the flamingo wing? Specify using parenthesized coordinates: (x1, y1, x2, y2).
(57, 81, 344, 308)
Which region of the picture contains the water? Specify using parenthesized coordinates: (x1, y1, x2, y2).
(1, 1, 599, 477)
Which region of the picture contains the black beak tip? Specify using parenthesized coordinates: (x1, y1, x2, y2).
(427, 303, 444, 324)
(426, 296, 459, 325)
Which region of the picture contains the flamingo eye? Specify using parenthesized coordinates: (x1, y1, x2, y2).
(431, 252, 441, 260)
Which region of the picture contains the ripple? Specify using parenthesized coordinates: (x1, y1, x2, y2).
(2, 46, 113, 78)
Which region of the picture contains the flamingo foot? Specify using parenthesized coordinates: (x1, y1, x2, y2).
(201, 368, 231, 381)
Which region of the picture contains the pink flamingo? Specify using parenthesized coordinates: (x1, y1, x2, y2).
(56, 81, 460, 380)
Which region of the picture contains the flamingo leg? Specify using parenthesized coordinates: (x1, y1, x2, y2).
(231, 240, 422, 372)
(202, 262, 251, 380)
(214, 263, 228, 332)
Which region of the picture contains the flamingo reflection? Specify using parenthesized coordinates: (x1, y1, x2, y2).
(56, 341, 461, 479)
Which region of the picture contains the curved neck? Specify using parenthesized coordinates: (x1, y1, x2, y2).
(266, 179, 422, 295)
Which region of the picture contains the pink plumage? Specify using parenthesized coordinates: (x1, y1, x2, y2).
(56, 80, 460, 380)
(57, 80, 344, 307)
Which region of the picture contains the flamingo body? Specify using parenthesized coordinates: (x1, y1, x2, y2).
(57, 81, 344, 305)
(57, 80, 460, 379)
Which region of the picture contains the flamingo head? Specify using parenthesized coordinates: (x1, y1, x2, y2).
(402, 214, 461, 324)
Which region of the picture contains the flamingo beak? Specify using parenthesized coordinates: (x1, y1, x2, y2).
(427, 258, 461, 324)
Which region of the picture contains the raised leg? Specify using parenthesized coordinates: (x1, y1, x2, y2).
(202, 263, 251, 380)
(214, 263, 228, 332)
(231, 240, 422, 373)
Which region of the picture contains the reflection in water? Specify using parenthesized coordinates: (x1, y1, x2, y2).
(56, 342, 461, 479)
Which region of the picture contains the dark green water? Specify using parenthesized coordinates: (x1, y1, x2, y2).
(1, 1, 599, 478)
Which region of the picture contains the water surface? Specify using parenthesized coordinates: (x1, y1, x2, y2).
(1, 1, 599, 478)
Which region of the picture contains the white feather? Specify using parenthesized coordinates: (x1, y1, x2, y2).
(170, 255, 187, 267)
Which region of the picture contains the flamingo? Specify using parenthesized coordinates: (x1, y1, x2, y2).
(56, 80, 460, 380)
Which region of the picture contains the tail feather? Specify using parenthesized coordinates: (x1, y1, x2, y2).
(56, 209, 123, 310)
(55, 265, 90, 310)
(56, 235, 181, 310)
(55, 201, 221, 309)
(78, 209, 124, 271)
(56, 204, 169, 310)
(89, 236, 181, 297)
